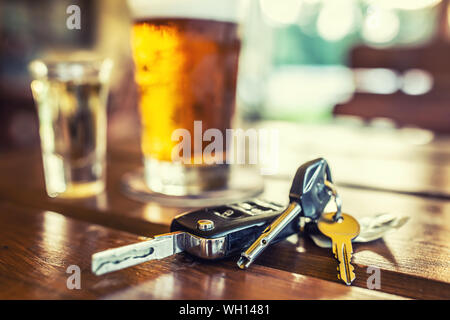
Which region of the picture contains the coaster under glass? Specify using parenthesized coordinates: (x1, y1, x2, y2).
(121, 166, 264, 207)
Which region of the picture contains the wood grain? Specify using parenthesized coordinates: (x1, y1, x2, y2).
(0, 147, 450, 299)
(0, 150, 184, 235)
(1, 122, 450, 300)
(259, 179, 450, 299)
(0, 202, 401, 300)
(109, 122, 450, 197)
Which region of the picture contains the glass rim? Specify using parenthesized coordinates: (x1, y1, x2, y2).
(29, 53, 113, 82)
(127, 0, 244, 23)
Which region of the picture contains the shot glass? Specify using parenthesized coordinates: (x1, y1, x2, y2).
(29, 54, 113, 198)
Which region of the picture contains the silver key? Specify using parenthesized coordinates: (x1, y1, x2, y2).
(237, 202, 302, 269)
(92, 232, 186, 276)
(92, 198, 285, 276)
(237, 158, 335, 269)
(318, 212, 360, 285)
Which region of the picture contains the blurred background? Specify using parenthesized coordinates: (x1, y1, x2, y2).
(1, 0, 449, 153)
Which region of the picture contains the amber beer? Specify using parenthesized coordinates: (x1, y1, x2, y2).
(129, 0, 241, 195)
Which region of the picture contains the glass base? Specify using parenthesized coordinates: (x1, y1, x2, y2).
(121, 166, 264, 207)
(48, 180, 104, 199)
(143, 158, 230, 196)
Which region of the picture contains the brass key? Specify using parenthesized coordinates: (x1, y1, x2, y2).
(318, 212, 360, 285)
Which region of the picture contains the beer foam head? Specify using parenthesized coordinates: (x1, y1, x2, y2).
(128, 0, 242, 22)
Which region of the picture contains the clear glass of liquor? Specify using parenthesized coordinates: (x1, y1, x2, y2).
(29, 53, 113, 198)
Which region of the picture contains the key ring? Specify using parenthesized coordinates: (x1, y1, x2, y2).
(324, 180, 342, 222)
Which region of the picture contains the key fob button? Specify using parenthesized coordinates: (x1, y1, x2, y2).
(223, 210, 234, 217)
(197, 219, 215, 231)
(250, 208, 263, 215)
(239, 203, 253, 210)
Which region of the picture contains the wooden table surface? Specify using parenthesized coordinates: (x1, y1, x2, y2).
(0, 122, 449, 300)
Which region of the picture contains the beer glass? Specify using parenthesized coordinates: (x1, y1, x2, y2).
(128, 0, 242, 196)
(29, 54, 112, 198)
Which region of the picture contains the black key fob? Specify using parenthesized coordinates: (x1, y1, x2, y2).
(289, 158, 333, 220)
(170, 199, 298, 259)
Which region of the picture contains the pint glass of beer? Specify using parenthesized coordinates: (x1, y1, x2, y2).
(128, 0, 242, 196)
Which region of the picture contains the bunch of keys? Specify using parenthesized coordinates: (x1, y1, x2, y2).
(237, 158, 360, 285)
(91, 158, 360, 285)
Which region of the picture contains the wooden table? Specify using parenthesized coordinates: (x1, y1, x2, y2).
(0, 122, 449, 300)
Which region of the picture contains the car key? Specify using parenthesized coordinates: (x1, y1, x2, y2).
(237, 158, 334, 269)
(318, 212, 360, 285)
(92, 199, 298, 275)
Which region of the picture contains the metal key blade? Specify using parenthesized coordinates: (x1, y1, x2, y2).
(318, 212, 360, 286)
(237, 202, 302, 269)
(92, 231, 186, 275)
(333, 238, 355, 285)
